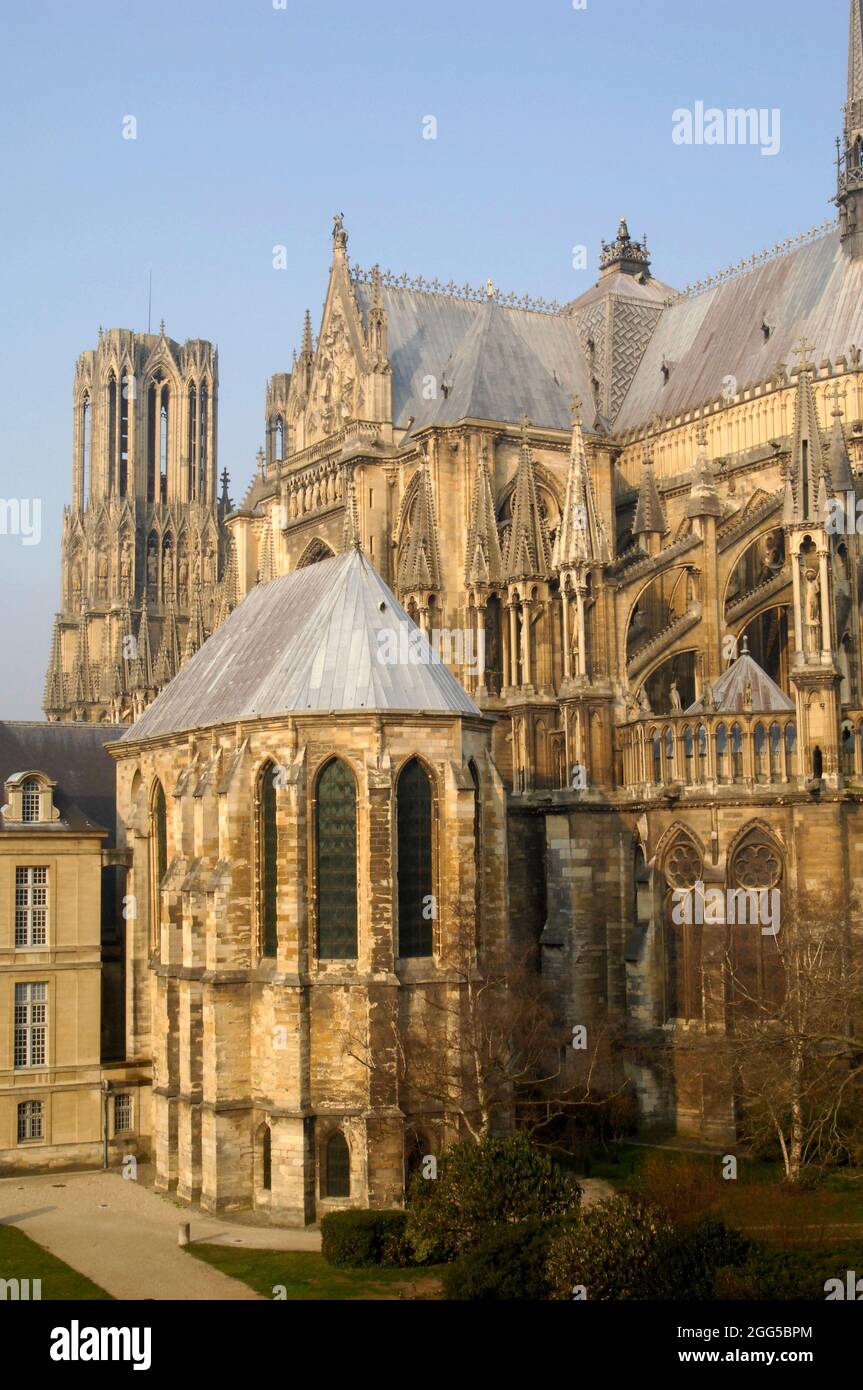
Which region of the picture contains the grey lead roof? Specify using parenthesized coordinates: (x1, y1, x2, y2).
(353, 283, 593, 433)
(0, 721, 123, 841)
(122, 549, 480, 743)
(615, 229, 863, 430)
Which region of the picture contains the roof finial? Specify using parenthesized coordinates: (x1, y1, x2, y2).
(332, 211, 348, 253)
(486, 278, 494, 299)
(793, 336, 816, 371)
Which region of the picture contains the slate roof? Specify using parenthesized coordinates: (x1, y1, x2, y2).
(615, 229, 863, 430)
(0, 721, 123, 841)
(353, 283, 593, 434)
(122, 549, 480, 743)
(684, 652, 795, 716)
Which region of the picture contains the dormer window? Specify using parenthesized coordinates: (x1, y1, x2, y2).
(3, 772, 57, 824)
(21, 778, 41, 823)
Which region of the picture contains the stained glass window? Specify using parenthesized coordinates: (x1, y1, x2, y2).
(316, 760, 358, 960)
(260, 764, 278, 958)
(397, 758, 433, 958)
(325, 1131, 350, 1197)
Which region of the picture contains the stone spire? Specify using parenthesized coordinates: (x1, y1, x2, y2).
(367, 264, 389, 369)
(632, 446, 667, 538)
(398, 456, 442, 590)
(341, 473, 362, 551)
(258, 525, 274, 583)
(828, 388, 856, 493)
(183, 578, 207, 665)
(503, 417, 552, 582)
(783, 348, 831, 525)
(43, 615, 65, 716)
(154, 594, 181, 689)
(837, 1, 863, 255)
(553, 402, 611, 571)
(686, 420, 722, 519)
(465, 437, 504, 587)
(131, 602, 153, 692)
(214, 541, 238, 630)
(69, 609, 92, 708)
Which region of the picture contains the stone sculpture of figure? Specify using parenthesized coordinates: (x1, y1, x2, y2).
(204, 544, 216, 587)
(804, 567, 822, 652)
(743, 676, 753, 709)
(178, 555, 189, 605)
(147, 549, 158, 599)
(120, 545, 133, 598)
(702, 684, 716, 712)
(97, 553, 109, 599)
(637, 686, 652, 715)
(669, 678, 682, 713)
(71, 562, 82, 606)
(163, 550, 173, 597)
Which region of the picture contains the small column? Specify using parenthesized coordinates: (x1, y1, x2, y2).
(818, 546, 832, 662)
(791, 548, 804, 662)
(521, 598, 533, 687)
(576, 588, 588, 679)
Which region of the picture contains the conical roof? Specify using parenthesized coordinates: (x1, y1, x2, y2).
(685, 645, 794, 715)
(122, 550, 479, 742)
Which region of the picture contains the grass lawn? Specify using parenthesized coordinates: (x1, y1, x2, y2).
(0, 1224, 112, 1300)
(587, 1144, 863, 1243)
(187, 1244, 444, 1300)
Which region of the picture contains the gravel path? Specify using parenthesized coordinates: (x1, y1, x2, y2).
(0, 1167, 321, 1301)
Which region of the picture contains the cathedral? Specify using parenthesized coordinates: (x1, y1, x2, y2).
(15, 1, 863, 1215)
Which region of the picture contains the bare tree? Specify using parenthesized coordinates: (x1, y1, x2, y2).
(688, 890, 863, 1184)
(341, 914, 627, 1146)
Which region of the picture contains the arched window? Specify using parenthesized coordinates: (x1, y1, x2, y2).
(262, 1126, 272, 1192)
(199, 383, 209, 497)
(663, 836, 704, 1023)
(729, 831, 784, 1006)
(151, 781, 167, 949)
(274, 415, 284, 460)
(108, 374, 117, 494)
(160, 392, 169, 502)
(731, 723, 743, 781)
(397, 758, 434, 958)
(683, 726, 694, 783)
(324, 1131, 350, 1198)
(81, 394, 91, 507)
(21, 778, 41, 823)
(187, 382, 197, 498)
(316, 760, 358, 959)
(258, 762, 278, 958)
(119, 374, 131, 496)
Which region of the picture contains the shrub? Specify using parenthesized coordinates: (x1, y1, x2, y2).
(442, 1218, 561, 1301)
(652, 1218, 752, 1300)
(633, 1153, 719, 1226)
(725, 1245, 863, 1301)
(320, 1210, 411, 1268)
(405, 1132, 581, 1264)
(546, 1196, 671, 1300)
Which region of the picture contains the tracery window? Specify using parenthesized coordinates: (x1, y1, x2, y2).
(316, 760, 358, 960)
(397, 758, 434, 958)
(663, 837, 704, 1023)
(151, 781, 167, 949)
(258, 762, 278, 958)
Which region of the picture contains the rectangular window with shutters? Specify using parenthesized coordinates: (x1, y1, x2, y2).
(15, 867, 48, 947)
(14, 982, 47, 1068)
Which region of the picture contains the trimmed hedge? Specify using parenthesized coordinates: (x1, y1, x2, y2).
(320, 1210, 412, 1268)
(442, 1219, 560, 1301)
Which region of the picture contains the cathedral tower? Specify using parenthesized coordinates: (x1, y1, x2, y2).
(45, 327, 230, 724)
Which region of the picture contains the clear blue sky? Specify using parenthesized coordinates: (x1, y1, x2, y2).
(0, 0, 849, 717)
